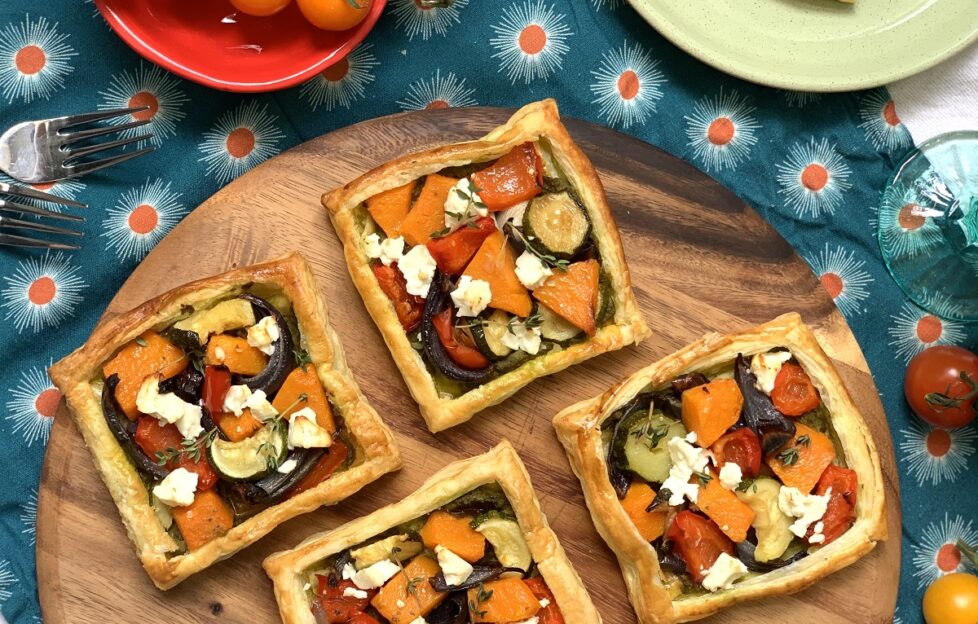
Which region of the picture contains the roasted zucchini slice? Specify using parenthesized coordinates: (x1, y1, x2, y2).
(537, 303, 582, 343)
(208, 423, 287, 481)
(522, 191, 590, 260)
(470, 309, 513, 361)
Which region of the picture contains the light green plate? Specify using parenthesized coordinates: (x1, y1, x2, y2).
(627, 0, 978, 92)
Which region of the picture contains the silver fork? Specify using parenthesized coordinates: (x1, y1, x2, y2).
(0, 106, 155, 184)
(0, 182, 86, 250)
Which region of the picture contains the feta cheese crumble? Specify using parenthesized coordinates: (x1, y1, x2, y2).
(501, 318, 542, 355)
(435, 545, 474, 586)
(247, 389, 278, 421)
(514, 251, 552, 290)
(701, 552, 748, 592)
(213, 346, 226, 363)
(342, 586, 369, 600)
(152, 467, 198, 508)
(398, 245, 437, 297)
(443, 178, 487, 231)
(539, 598, 551, 608)
(450, 275, 492, 317)
(750, 350, 792, 395)
(287, 407, 333, 449)
(661, 436, 711, 505)
(408, 618, 428, 624)
(223, 384, 252, 416)
(276, 458, 298, 474)
(365, 233, 406, 266)
(778, 485, 831, 538)
(342, 560, 400, 590)
(718, 462, 743, 491)
(247, 315, 280, 355)
(135, 375, 203, 439)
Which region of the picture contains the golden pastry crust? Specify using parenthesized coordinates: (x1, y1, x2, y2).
(552, 313, 886, 623)
(323, 99, 649, 432)
(48, 253, 401, 590)
(264, 440, 602, 624)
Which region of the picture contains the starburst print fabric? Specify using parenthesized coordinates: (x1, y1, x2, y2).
(0, 2, 973, 622)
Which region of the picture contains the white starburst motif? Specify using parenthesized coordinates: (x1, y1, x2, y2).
(391, 0, 469, 40)
(0, 560, 14, 606)
(5, 362, 59, 448)
(198, 101, 286, 185)
(590, 0, 625, 9)
(0, 173, 85, 213)
(877, 183, 944, 259)
(20, 489, 38, 546)
(489, 0, 573, 85)
(888, 292, 966, 362)
(912, 512, 978, 588)
(684, 88, 760, 172)
(893, 609, 903, 624)
(858, 89, 912, 152)
(775, 137, 853, 218)
(781, 90, 821, 108)
(97, 62, 189, 147)
(900, 421, 976, 488)
(805, 244, 873, 316)
(300, 44, 378, 111)
(0, 252, 88, 334)
(396, 69, 477, 111)
(101, 178, 186, 261)
(590, 41, 666, 130)
(0, 14, 77, 104)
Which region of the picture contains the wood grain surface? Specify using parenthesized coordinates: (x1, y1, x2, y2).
(37, 108, 901, 624)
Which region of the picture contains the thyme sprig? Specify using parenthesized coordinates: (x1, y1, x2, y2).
(631, 413, 670, 450)
(506, 225, 570, 271)
(156, 428, 219, 466)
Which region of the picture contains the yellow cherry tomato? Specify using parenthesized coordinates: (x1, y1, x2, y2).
(229, 0, 292, 17)
(296, 0, 371, 31)
(924, 573, 978, 624)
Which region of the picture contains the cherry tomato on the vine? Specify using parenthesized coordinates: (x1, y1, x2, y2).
(229, 0, 292, 17)
(905, 345, 978, 429)
(923, 573, 978, 624)
(296, 0, 371, 31)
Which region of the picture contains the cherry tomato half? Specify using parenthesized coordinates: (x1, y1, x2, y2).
(523, 577, 564, 624)
(906, 345, 978, 429)
(710, 428, 762, 478)
(202, 365, 232, 415)
(807, 465, 857, 545)
(433, 308, 491, 369)
(771, 362, 820, 416)
(229, 0, 292, 17)
(666, 510, 733, 584)
(923, 573, 978, 624)
(317, 575, 377, 623)
(296, 0, 371, 31)
(372, 263, 425, 332)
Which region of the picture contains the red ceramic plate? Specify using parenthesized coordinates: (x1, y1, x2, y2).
(95, 0, 386, 93)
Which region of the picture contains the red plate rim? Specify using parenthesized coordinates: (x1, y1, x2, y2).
(93, 0, 387, 93)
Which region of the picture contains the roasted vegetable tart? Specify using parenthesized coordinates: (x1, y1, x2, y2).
(324, 99, 649, 432)
(553, 313, 885, 623)
(264, 441, 601, 624)
(49, 253, 401, 589)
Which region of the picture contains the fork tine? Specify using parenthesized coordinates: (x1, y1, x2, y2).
(0, 198, 84, 222)
(0, 232, 80, 250)
(0, 215, 83, 237)
(65, 134, 153, 160)
(0, 182, 87, 208)
(60, 118, 152, 145)
(56, 106, 150, 129)
(64, 146, 156, 178)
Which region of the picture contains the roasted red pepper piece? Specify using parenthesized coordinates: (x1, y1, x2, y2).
(523, 577, 564, 624)
(807, 465, 857, 545)
(771, 362, 821, 416)
(133, 416, 218, 490)
(284, 439, 350, 500)
(433, 308, 491, 369)
(471, 143, 543, 211)
(426, 216, 497, 275)
(666, 510, 734, 584)
(710, 427, 762, 478)
(316, 575, 377, 624)
(202, 365, 232, 414)
(372, 263, 425, 332)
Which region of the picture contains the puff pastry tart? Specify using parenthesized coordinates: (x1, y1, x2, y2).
(323, 99, 649, 432)
(264, 441, 602, 624)
(49, 253, 401, 589)
(552, 313, 886, 622)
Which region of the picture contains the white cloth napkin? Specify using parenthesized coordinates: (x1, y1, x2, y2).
(888, 41, 978, 143)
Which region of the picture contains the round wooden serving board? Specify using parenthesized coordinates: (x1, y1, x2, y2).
(38, 108, 900, 624)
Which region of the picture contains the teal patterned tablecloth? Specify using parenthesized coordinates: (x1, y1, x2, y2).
(1, 1, 976, 622)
